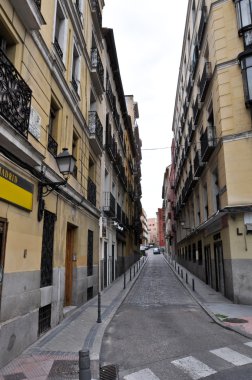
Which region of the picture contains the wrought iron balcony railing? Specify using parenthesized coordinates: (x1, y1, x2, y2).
(200, 126, 216, 162)
(193, 94, 202, 125)
(91, 0, 102, 29)
(191, 43, 199, 78)
(54, 38, 63, 60)
(186, 75, 194, 101)
(117, 203, 122, 222)
(106, 78, 114, 110)
(91, 48, 104, 86)
(72, 76, 78, 93)
(198, 5, 207, 48)
(88, 111, 103, 147)
(47, 134, 58, 156)
(87, 177, 96, 206)
(188, 119, 195, 142)
(0, 48, 32, 138)
(105, 131, 117, 161)
(184, 137, 190, 156)
(199, 62, 212, 102)
(34, 0, 41, 10)
(103, 192, 116, 217)
(193, 150, 205, 177)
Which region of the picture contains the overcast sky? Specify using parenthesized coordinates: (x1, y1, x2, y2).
(103, 0, 188, 218)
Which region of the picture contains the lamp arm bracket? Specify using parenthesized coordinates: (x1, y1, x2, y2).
(39, 179, 67, 198)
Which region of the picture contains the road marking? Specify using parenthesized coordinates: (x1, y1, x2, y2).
(123, 368, 160, 380)
(210, 347, 252, 366)
(171, 356, 217, 379)
(245, 342, 252, 348)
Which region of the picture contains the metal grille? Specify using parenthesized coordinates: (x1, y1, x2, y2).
(40, 211, 56, 287)
(100, 364, 119, 380)
(0, 48, 32, 138)
(87, 230, 93, 276)
(38, 304, 51, 335)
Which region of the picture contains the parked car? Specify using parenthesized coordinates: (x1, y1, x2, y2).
(153, 247, 160, 254)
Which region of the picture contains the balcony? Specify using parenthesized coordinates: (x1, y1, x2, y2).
(193, 150, 205, 177)
(90, 0, 102, 39)
(9, 0, 45, 30)
(105, 129, 117, 161)
(103, 192, 116, 217)
(54, 38, 63, 60)
(90, 48, 104, 95)
(0, 48, 32, 138)
(186, 75, 194, 101)
(184, 137, 190, 156)
(117, 203, 122, 223)
(188, 119, 195, 142)
(47, 134, 58, 157)
(106, 78, 114, 110)
(198, 6, 207, 48)
(200, 126, 216, 162)
(88, 111, 103, 155)
(191, 43, 199, 78)
(87, 177, 96, 207)
(192, 94, 202, 125)
(199, 62, 212, 102)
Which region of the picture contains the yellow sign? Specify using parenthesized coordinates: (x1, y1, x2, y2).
(0, 164, 33, 211)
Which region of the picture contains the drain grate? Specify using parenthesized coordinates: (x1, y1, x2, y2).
(48, 360, 79, 379)
(100, 364, 119, 380)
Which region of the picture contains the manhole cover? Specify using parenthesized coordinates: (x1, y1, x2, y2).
(223, 318, 248, 324)
(48, 360, 79, 379)
(100, 364, 119, 380)
(4, 374, 26, 380)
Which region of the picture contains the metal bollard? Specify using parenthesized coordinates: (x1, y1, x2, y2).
(97, 292, 101, 323)
(178, 266, 180, 275)
(181, 269, 183, 279)
(79, 350, 91, 380)
(123, 270, 126, 289)
(130, 267, 132, 281)
(186, 273, 188, 284)
(192, 278, 195, 291)
(134, 265, 135, 277)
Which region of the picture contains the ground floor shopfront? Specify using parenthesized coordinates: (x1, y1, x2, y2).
(175, 210, 252, 305)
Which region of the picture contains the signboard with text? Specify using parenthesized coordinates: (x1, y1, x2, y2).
(0, 164, 34, 211)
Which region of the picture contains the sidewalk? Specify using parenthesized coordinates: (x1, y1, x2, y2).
(0, 257, 147, 380)
(164, 254, 252, 340)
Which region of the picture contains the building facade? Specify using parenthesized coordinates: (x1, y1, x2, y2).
(147, 217, 158, 245)
(0, 0, 142, 367)
(162, 162, 176, 257)
(157, 207, 165, 248)
(173, 0, 252, 304)
(140, 208, 149, 246)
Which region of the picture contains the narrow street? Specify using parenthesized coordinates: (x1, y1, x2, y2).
(100, 251, 252, 380)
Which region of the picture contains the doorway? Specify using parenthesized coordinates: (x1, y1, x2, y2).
(104, 241, 107, 288)
(214, 241, 225, 295)
(65, 224, 75, 306)
(204, 244, 212, 286)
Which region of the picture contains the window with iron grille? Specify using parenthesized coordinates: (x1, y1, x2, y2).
(87, 286, 93, 300)
(38, 304, 51, 336)
(87, 230, 93, 276)
(40, 211, 56, 287)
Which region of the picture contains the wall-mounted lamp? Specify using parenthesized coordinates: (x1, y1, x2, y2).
(37, 148, 76, 221)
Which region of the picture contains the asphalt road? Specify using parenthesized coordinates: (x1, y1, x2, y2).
(100, 251, 252, 380)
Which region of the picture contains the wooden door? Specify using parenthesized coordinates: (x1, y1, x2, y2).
(65, 225, 74, 306)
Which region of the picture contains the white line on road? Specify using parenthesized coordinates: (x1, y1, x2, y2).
(244, 342, 252, 348)
(123, 368, 160, 380)
(171, 356, 217, 379)
(210, 347, 252, 366)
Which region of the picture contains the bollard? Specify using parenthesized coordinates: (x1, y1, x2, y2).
(79, 350, 91, 380)
(134, 264, 135, 277)
(123, 270, 126, 289)
(181, 269, 183, 279)
(178, 266, 180, 275)
(130, 267, 132, 281)
(186, 273, 188, 284)
(97, 292, 101, 323)
(192, 278, 195, 291)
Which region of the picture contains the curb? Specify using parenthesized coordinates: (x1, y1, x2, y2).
(163, 255, 252, 341)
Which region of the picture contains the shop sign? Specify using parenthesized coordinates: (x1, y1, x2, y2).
(0, 163, 33, 211)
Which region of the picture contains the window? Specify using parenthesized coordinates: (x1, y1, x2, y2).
(40, 211, 56, 287)
(72, 130, 79, 178)
(71, 42, 81, 94)
(192, 243, 196, 262)
(54, 1, 67, 62)
(212, 169, 220, 212)
(48, 100, 59, 156)
(198, 240, 202, 265)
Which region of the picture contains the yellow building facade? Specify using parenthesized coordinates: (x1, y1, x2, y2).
(0, 0, 142, 367)
(173, 0, 252, 304)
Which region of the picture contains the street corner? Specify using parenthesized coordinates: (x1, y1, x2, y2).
(222, 316, 252, 337)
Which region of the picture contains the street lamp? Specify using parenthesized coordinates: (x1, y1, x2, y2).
(37, 148, 76, 221)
